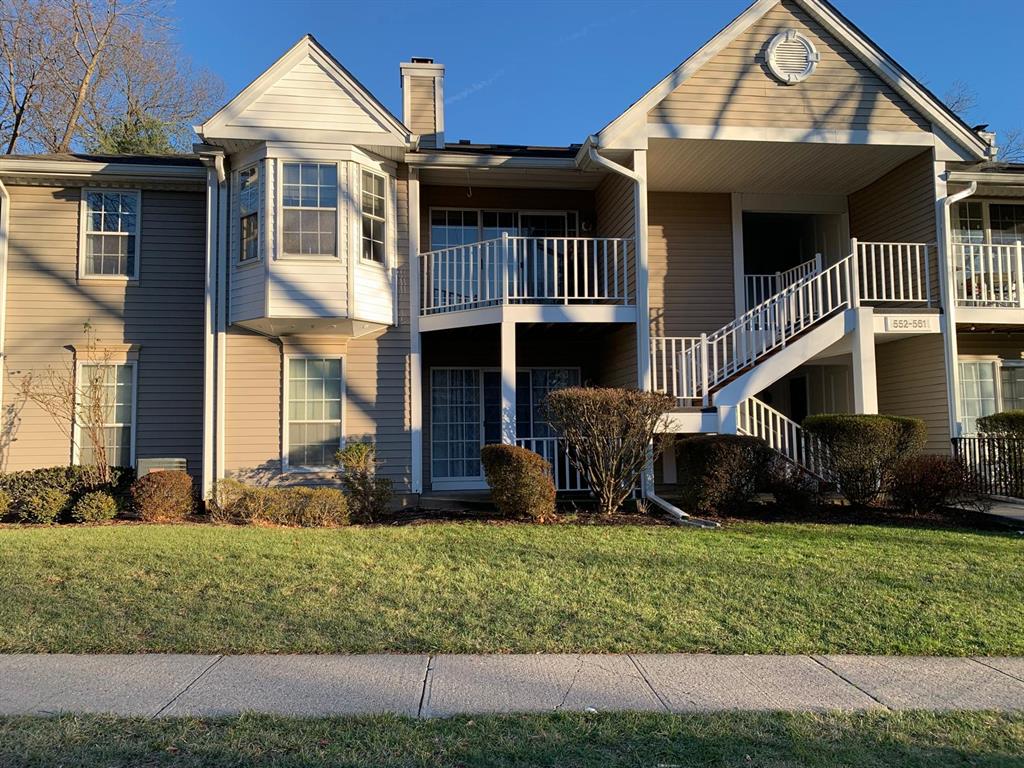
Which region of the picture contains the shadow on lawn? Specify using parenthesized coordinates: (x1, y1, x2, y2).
(2, 712, 1022, 768)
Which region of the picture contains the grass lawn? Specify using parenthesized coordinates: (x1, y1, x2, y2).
(0, 521, 1020, 655)
(2, 711, 1023, 767)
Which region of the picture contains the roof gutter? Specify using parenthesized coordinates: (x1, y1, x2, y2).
(581, 136, 641, 181)
(946, 170, 1024, 188)
(0, 158, 206, 181)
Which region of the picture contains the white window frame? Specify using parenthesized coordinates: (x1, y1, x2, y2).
(281, 354, 346, 472)
(71, 360, 137, 468)
(1000, 360, 1024, 412)
(428, 365, 582, 484)
(359, 168, 389, 267)
(237, 164, 261, 264)
(427, 207, 579, 251)
(952, 199, 1024, 245)
(278, 160, 341, 260)
(78, 188, 142, 280)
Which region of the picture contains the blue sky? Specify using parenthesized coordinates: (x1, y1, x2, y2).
(176, 0, 1023, 147)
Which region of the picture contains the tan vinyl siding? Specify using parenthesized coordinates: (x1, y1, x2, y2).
(407, 78, 436, 138)
(1, 184, 206, 475)
(876, 334, 950, 453)
(595, 172, 638, 387)
(224, 328, 282, 476)
(648, 192, 735, 336)
(848, 151, 939, 302)
(649, 0, 928, 133)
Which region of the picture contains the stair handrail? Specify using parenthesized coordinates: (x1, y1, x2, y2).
(691, 252, 855, 402)
(737, 396, 823, 478)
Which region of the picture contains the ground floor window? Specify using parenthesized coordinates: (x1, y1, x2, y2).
(958, 358, 1023, 435)
(430, 367, 579, 481)
(286, 357, 343, 468)
(76, 362, 134, 467)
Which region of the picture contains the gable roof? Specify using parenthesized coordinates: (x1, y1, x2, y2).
(197, 34, 411, 149)
(595, 0, 989, 160)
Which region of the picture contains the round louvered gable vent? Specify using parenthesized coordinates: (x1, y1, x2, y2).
(766, 30, 820, 84)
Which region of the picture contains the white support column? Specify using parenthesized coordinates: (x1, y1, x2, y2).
(850, 306, 878, 414)
(500, 321, 516, 445)
(633, 149, 651, 392)
(717, 404, 739, 434)
(408, 169, 423, 493)
(731, 192, 745, 317)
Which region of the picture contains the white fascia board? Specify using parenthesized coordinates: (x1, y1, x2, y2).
(798, 0, 987, 160)
(405, 153, 578, 170)
(955, 307, 1024, 326)
(419, 304, 637, 332)
(0, 158, 205, 181)
(646, 122, 936, 148)
(594, 0, 779, 150)
(946, 171, 1024, 189)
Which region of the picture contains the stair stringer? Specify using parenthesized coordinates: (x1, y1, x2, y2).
(712, 310, 852, 433)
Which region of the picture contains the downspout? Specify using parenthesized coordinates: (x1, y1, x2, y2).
(215, 156, 228, 491)
(586, 141, 716, 528)
(0, 178, 8, 462)
(940, 180, 977, 440)
(200, 152, 226, 501)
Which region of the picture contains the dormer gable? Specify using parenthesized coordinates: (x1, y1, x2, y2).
(197, 35, 411, 156)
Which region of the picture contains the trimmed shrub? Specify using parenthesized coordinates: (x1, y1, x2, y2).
(978, 410, 1024, 437)
(803, 414, 926, 507)
(0, 488, 9, 518)
(674, 435, 775, 515)
(890, 454, 976, 516)
(17, 487, 70, 524)
(481, 444, 557, 523)
(335, 442, 392, 523)
(130, 471, 195, 522)
(765, 456, 820, 514)
(544, 387, 675, 516)
(0, 465, 134, 517)
(70, 490, 118, 523)
(212, 479, 349, 527)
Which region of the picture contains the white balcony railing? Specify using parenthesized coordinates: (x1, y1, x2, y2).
(745, 256, 822, 310)
(953, 241, 1023, 308)
(652, 241, 932, 407)
(420, 234, 632, 315)
(515, 436, 586, 492)
(857, 241, 931, 305)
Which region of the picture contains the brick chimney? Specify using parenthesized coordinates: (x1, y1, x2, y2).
(401, 58, 445, 149)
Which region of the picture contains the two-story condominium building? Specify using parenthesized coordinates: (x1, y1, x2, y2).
(0, 0, 1020, 505)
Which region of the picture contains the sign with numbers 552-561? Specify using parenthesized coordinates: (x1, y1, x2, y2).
(883, 315, 938, 333)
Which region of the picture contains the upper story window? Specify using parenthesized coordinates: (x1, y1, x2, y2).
(82, 190, 140, 278)
(239, 166, 260, 262)
(361, 170, 386, 263)
(428, 209, 576, 251)
(953, 201, 1024, 245)
(283, 162, 337, 258)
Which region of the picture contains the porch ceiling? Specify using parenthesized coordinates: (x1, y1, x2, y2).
(647, 138, 926, 195)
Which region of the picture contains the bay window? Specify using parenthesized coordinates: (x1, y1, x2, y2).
(282, 162, 337, 257)
(238, 166, 260, 262)
(360, 169, 386, 263)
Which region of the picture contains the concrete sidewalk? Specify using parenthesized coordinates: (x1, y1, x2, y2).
(1, 654, 1022, 718)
